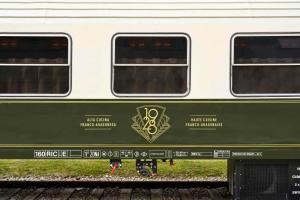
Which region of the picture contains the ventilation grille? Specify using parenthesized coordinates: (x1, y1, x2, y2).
(235, 161, 289, 200)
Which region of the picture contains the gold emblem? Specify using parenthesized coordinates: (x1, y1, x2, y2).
(131, 105, 171, 143)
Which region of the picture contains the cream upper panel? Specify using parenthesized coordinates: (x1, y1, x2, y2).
(1, 1, 300, 18)
(0, 18, 300, 99)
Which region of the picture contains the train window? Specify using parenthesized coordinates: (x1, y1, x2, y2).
(112, 34, 190, 96)
(115, 37, 187, 64)
(114, 66, 187, 94)
(0, 34, 71, 96)
(231, 34, 300, 96)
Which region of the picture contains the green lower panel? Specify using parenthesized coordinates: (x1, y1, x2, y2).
(0, 99, 299, 159)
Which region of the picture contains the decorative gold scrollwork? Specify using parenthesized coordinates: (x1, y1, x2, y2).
(131, 105, 171, 143)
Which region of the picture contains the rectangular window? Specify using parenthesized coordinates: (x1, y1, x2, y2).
(231, 34, 300, 96)
(0, 34, 71, 96)
(112, 34, 190, 96)
(115, 37, 187, 64)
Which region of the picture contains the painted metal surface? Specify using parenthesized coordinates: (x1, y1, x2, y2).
(1, 1, 300, 18)
(0, 1, 299, 160)
(0, 100, 299, 159)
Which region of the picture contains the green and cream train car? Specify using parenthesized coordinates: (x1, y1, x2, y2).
(1, 0, 300, 199)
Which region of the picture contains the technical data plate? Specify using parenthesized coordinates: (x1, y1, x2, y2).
(0, 100, 300, 159)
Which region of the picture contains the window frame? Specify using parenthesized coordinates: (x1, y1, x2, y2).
(0, 33, 72, 97)
(230, 33, 300, 97)
(111, 33, 191, 97)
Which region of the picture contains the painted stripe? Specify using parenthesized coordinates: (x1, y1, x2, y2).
(1, 144, 300, 148)
(1, 100, 300, 103)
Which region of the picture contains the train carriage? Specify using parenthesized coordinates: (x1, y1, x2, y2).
(1, 0, 300, 199)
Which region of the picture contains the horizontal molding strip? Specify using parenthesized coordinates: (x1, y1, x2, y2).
(0, 2, 300, 18)
(1, 144, 300, 148)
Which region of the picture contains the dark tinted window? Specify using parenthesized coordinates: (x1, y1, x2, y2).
(234, 36, 300, 64)
(0, 35, 70, 95)
(115, 37, 187, 64)
(113, 34, 189, 96)
(0, 37, 68, 64)
(232, 35, 300, 95)
(232, 66, 300, 94)
(0, 66, 69, 94)
(114, 66, 187, 94)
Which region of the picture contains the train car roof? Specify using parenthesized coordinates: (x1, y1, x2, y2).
(0, 0, 300, 18)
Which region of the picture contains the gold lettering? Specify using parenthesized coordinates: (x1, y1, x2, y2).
(143, 108, 159, 135)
